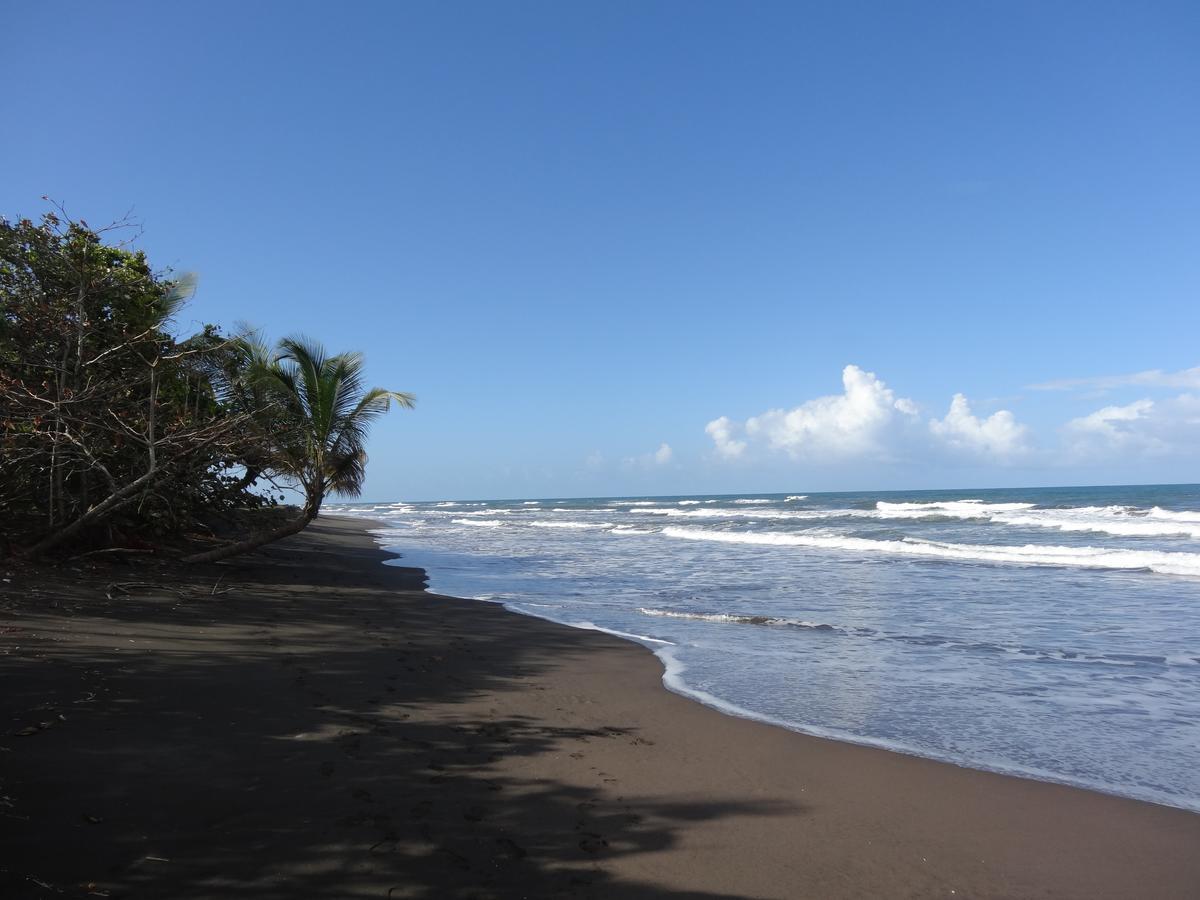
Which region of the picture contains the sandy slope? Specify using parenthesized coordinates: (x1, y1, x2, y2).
(1, 515, 1197, 898)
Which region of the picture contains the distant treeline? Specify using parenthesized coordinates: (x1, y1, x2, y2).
(0, 208, 412, 562)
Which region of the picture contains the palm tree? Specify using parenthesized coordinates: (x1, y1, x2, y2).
(183, 336, 413, 563)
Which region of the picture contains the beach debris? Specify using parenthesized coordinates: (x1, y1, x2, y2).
(105, 582, 185, 602)
(72, 547, 156, 561)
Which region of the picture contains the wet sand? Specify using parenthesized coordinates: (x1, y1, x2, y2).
(2, 515, 1198, 898)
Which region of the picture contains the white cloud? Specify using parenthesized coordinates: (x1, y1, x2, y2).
(704, 416, 747, 459)
(584, 450, 605, 469)
(706, 365, 1029, 465)
(929, 393, 1030, 460)
(623, 442, 677, 469)
(1061, 396, 1200, 459)
(709, 365, 919, 462)
(1031, 366, 1200, 392)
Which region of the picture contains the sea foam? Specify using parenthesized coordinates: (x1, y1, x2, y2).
(660, 526, 1200, 576)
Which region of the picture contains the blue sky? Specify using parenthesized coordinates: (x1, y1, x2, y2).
(5, 2, 1198, 500)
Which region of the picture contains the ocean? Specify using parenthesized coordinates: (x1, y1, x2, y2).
(330, 484, 1200, 813)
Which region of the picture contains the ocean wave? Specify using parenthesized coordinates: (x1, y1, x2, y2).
(522, 501, 540, 505)
(732, 499, 773, 504)
(637, 608, 1198, 667)
(660, 526, 1200, 577)
(991, 508, 1200, 539)
(452, 518, 506, 528)
(876, 499, 1035, 517)
(528, 520, 613, 529)
(1148, 506, 1200, 524)
(610, 500, 662, 506)
(634, 507, 857, 520)
(638, 607, 842, 631)
(871, 501, 1200, 538)
(611, 526, 655, 535)
(785, 495, 808, 501)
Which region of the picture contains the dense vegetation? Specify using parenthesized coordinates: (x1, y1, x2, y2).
(0, 209, 411, 560)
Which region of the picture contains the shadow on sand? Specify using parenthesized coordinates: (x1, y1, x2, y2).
(0, 519, 802, 898)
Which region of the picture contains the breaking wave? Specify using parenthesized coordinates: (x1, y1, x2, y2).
(528, 520, 613, 529)
(874, 500, 1200, 538)
(636, 609, 1198, 667)
(660, 526, 1200, 577)
(638, 607, 842, 630)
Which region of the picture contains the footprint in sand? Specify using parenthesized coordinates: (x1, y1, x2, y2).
(578, 834, 609, 854)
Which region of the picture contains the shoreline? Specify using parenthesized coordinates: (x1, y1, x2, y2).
(364, 519, 1199, 816)
(2, 515, 1198, 898)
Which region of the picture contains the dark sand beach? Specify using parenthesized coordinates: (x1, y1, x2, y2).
(2, 515, 1198, 899)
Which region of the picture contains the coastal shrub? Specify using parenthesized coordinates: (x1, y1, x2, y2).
(0, 206, 414, 562)
(0, 209, 272, 556)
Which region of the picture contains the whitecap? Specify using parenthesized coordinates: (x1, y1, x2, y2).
(660, 526, 1200, 577)
(527, 520, 614, 529)
(638, 607, 842, 630)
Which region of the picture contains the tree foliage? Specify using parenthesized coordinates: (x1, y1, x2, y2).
(0, 209, 411, 560)
(182, 337, 414, 563)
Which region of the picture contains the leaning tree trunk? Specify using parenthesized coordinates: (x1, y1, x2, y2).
(22, 466, 164, 558)
(181, 500, 320, 564)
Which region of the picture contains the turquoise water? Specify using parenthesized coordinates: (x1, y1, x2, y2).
(332, 484, 1200, 812)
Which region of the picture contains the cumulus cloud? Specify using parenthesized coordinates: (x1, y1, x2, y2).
(706, 365, 1029, 465)
(705, 416, 747, 459)
(654, 442, 673, 464)
(1031, 366, 1200, 392)
(717, 365, 920, 462)
(706, 365, 919, 462)
(929, 394, 1030, 460)
(1061, 396, 1200, 459)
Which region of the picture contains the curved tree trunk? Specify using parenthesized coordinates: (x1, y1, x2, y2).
(23, 466, 164, 558)
(181, 500, 319, 564)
